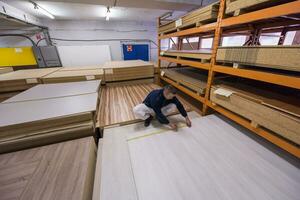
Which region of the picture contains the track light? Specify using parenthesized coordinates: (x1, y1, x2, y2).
(30, 1, 55, 19)
(105, 7, 111, 21)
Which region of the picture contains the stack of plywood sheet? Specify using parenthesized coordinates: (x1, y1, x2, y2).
(158, 2, 219, 34)
(0, 137, 96, 200)
(103, 60, 154, 82)
(210, 83, 300, 145)
(0, 67, 13, 74)
(94, 112, 300, 200)
(161, 67, 207, 95)
(0, 80, 101, 153)
(0, 68, 59, 102)
(225, 0, 293, 16)
(216, 45, 300, 72)
(160, 49, 212, 62)
(42, 67, 104, 83)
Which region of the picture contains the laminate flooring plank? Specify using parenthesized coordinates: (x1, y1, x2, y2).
(98, 83, 191, 127)
(126, 115, 300, 200)
(4, 80, 101, 103)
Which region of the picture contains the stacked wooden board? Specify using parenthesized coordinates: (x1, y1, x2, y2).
(216, 46, 300, 72)
(103, 60, 154, 82)
(0, 67, 13, 74)
(210, 83, 300, 145)
(94, 112, 300, 200)
(158, 2, 219, 34)
(0, 68, 59, 102)
(0, 137, 96, 200)
(161, 67, 207, 95)
(0, 80, 101, 153)
(225, 0, 293, 16)
(160, 49, 212, 62)
(42, 67, 104, 83)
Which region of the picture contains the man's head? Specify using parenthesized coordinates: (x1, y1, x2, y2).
(163, 85, 177, 100)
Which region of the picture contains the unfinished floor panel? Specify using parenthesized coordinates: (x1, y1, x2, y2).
(98, 83, 191, 127)
(96, 112, 300, 200)
(0, 137, 96, 200)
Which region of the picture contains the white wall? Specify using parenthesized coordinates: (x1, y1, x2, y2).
(0, 19, 158, 62)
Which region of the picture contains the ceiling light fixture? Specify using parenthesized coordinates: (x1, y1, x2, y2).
(105, 7, 111, 21)
(29, 0, 55, 19)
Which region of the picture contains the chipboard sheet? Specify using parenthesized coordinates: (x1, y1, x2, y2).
(4, 80, 101, 103)
(0, 93, 98, 127)
(97, 112, 300, 200)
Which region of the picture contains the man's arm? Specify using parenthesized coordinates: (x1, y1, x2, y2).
(173, 97, 187, 117)
(152, 106, 169, 124)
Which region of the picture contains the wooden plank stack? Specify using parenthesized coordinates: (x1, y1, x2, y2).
(216, 46, 300, 72)
(161, 67, 207, 95)
(103, 60, 154, 82)
(225, 0, 293, 16)
(42, 67, 104, 83)
(0, 68, 59, 102)
(0, 67, 13, 74)
(161, 49, 212, 62)
(95, 112, 300, 200)
(210, 83, 300, 145)
(0, 80, 101, 153)
(0, 137, 96, 200)
(158, 2, 219, 34)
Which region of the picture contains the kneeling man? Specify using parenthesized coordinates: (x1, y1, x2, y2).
(133, 85, 191, 130)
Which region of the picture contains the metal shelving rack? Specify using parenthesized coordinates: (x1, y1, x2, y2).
(157, 0, 300, 158)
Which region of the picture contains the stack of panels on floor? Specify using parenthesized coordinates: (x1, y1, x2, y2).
(225, 0, 293, 15)
(158, 2, 219, 34)
(0, 80, 101, 153)
(103, 60, 154, 82)
(0, 68, 59, 102)
(160, 49, 212, 61)
(0, 67, 13, 74)
(161, 67, 207, 94)
(210, 83, 300, 145)
(0, 137, 96, 200)
(216, 46, 300, 72)
(42, 67, 104, 83)
(94, 112, 300, 200)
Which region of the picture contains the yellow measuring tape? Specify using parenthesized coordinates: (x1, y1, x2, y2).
(127, 123, 187, 142)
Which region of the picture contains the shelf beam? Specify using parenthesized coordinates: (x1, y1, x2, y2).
(158, 23, 216, 39)
(160, 76, 205, 103)
(207, 101, 300, 158)
(221, 1, 300, 28)
(159, 56, 210, 70)
(213, 65, 300, 89)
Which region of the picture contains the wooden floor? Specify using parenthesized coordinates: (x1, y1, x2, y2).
(98, 83, 192, 127)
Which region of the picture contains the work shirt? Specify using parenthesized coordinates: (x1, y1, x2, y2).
(143, 89, 187, 124)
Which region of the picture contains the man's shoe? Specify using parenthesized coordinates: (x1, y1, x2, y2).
(144, 115, 153, 127)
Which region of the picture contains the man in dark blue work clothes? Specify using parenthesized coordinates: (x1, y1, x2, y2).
(133, 85, 192, 130)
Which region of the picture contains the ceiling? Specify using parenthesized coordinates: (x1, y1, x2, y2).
(1, 0, 217, 22)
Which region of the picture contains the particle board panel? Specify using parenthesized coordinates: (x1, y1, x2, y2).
(92, 139, 103, 200)
(210, 84, 300, 145)
(4, 80, 101, 103)
(59, 66, 103, 71)
(0, 67, 13, 74)
(160, 49, 212, 60)
(97, 112, 201, 200)
(0, 137, 96, 200)
(97, 112, 300, 200)
(0, 93, 98, 127)
(42, 69, 104, 84)
(161, 67, 207, 95)
(98, 83, 191, 127)
(216, 46, 300, 72)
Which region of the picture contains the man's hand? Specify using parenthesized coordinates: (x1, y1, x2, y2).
(185, 116, 192, 127)
(168, 123, 178, 131)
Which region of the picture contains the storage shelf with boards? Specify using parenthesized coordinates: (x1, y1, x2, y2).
(157, 0, 300, 158)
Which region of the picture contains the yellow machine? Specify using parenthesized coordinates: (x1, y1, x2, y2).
(0, 47, 37, 67)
